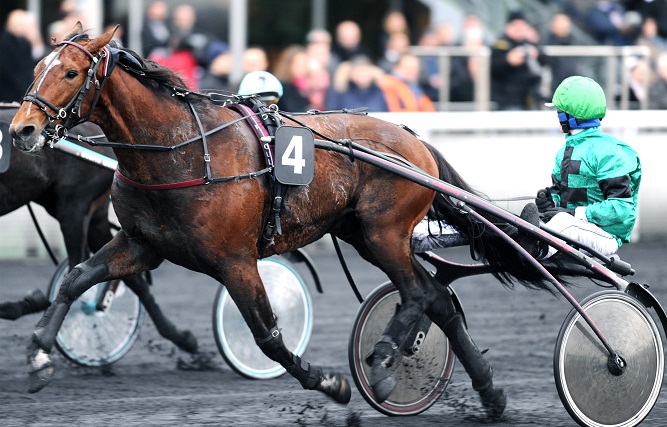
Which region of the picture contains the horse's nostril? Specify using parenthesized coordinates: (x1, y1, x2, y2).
(20, 125, 36, 138)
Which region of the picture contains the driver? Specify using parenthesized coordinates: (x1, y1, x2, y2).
(237, 70, 283, 105)
(411, 76, 641, 261)
(526, 75, 642, 258)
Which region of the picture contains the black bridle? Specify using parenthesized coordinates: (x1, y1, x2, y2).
(23, 39, 111, 139)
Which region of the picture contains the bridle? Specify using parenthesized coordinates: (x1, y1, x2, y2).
(22, 39, 113, 140)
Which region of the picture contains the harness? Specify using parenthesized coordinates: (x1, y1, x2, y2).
(227, 99, 290, 254)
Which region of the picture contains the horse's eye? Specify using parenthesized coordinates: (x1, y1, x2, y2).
(65, 70, 78, 79)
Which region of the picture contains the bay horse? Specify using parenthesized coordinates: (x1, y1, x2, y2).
(10, 24, 549, 417)
(0, 105, 201, 359)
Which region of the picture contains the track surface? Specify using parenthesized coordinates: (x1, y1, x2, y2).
(1, 240, 666, 426)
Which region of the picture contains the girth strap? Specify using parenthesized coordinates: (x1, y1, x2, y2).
(228, 100, 289, 256)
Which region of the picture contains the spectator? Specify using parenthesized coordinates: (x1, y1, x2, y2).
(547, 13, 582, 95)
(635, 17, 667, 64)
(651, 51, 667, 108)
(449, 15, 488, 104)
(379, 53, 436, 112)
(199, 42, 233, 93)
(242, 46, 270, 74)
(307, 60, 331, 111)
(306, 28, 334, 74)
(627, 58, 656, 109)
(635, 0, 667, 40)
(149, 3, 206, 90)
(585, 0, 637, 45)
(415, 29, 443, 102)
(273, 45, 311, 112)
(331, 20, 369, 65)
(379, 10, 410, 52)
(490, 11, 548, 110)
(0, 10, 45, 102)
(142, 1, 170, 58)
(325, 55, 388, 112)
(378, 31, 411, 73)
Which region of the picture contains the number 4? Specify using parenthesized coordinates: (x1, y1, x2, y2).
(281, 135, 306, 174)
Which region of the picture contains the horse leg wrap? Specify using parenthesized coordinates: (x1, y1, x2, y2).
(286, 353, 322, 390)
(0, 289, 50, 320)
(443, 312, 492, 390)
(33, 300, 70, 351)
(443, 312, 506, 419)
(365, 315, 405, 367)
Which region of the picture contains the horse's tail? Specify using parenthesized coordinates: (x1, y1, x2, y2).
(422, 141, 556, 291)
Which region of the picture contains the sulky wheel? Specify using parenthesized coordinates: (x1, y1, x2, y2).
(47, 259, 144, 366)
(348, 281, 456, 416)
(554, 290, 664, 427)
(212, 256, 313, 379)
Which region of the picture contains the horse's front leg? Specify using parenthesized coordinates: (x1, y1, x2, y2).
(222, 259, 350, 404)
(26, 230, 163, 393)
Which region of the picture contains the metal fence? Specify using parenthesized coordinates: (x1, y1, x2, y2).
(410, 44, 652, 112)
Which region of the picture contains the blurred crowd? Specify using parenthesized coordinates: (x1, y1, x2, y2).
(4, 0, 667, 111)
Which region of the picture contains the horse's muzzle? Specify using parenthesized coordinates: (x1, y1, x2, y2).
(9, 123, 46, 153)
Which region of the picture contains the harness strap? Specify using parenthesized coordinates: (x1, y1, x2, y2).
(114, 167, 272, 190)
(188, 101, 213, 182)
(228, 100, 291, 256)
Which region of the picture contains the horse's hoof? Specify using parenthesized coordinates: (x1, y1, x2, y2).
(176, 330, 198, 354)
(176, 351, 219, 371)
(480, 387, 507, 420)
(316, 372, 351, 404)
(370, 374, 397, 403)
(27, 348, 55, 393)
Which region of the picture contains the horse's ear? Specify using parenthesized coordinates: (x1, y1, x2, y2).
(86, 25, 119, 55)
(62, 21, 84, 42)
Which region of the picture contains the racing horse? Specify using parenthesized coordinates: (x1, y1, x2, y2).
(0, 105, 202, 360)
(10, 24, 551, 415)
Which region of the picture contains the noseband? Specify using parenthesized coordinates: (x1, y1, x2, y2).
(22, 39, 112, 139)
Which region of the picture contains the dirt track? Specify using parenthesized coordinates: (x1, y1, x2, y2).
(1, 240, 666, 426)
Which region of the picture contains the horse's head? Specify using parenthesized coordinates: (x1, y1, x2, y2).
(10, 22, 116, 152)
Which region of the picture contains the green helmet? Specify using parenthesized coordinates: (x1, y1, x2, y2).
(548, 76, 606, 120)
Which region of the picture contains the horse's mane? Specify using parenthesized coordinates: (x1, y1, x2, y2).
(63, 31, 196, 100)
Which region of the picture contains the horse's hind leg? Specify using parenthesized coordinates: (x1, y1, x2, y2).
(426, 287, 506, 419)
(221, 259, 350, 404)
(122, 274, 198, 354)
(84, 204, 201, 359)
(363, 255, 438, 402)
(26, 230, 163, 393)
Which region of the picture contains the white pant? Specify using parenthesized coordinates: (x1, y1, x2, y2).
(543, 212, 619, 257)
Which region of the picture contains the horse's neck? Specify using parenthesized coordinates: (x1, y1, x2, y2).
(94, 72, 202, 181)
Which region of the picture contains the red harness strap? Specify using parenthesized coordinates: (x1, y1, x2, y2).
(115, 169, 206, 190)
